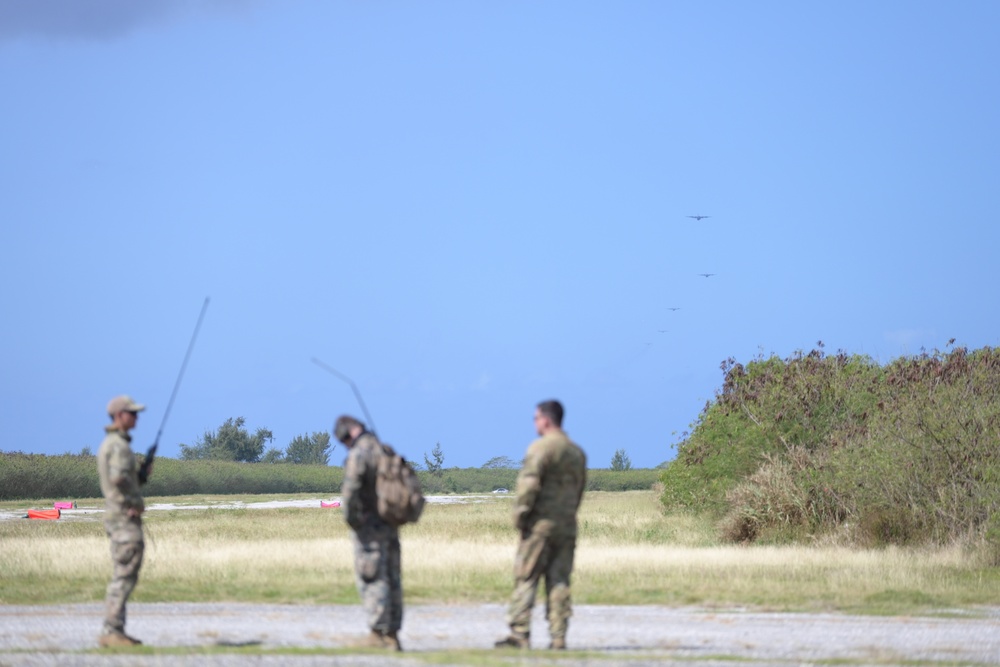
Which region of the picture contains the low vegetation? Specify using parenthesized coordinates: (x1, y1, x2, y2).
(2, 491, 997, 614)
(660, 343, 1000, 558)
(0, 453, 661, 500)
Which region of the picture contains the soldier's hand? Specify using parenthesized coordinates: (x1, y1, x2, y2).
(514, 506, 529, 532)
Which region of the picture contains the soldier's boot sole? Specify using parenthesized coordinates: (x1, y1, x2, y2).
(494, 634, 530, 649)
(354, 630, 392, 649)
(98, 632, 141, 648)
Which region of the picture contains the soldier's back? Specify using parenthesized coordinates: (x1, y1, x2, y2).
(532, 432, 586, 531)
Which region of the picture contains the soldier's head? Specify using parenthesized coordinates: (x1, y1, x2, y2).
(534, 399, 564, 435)
(334, 415, 365, 447)
(107, 395, 145, 432)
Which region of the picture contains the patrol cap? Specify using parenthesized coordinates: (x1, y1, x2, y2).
(107, 395, 146, 416)
(334, 415, 363, 443)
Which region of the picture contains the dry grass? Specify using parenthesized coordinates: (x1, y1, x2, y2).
(2, 491, 998, 613)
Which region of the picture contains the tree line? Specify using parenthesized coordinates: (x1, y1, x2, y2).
(171, 417, 638, 471)
(177, 417, 332, 465)
(0, 451, 661, 500)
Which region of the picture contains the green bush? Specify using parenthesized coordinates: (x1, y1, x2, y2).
(661, 344, 1000, 547)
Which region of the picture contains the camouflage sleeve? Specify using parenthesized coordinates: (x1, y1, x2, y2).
(342, 446, 366, 530)
(513, 442, 543, 530)
(108, 440, 144, 512)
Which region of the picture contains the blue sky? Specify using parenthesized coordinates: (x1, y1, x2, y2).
(2, 1, 997, 470)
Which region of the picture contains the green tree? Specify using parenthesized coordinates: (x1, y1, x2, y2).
(285, 431, 332, 465)
(481, 455, 518, 469)
(261, 448, 285, 464)
(424, 442, 445, 476)
(610, 448, 632, 471)
(179, 417, 273, 463)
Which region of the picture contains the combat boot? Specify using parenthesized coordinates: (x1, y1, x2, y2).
(550, 636, 566, 650)
(354, 630, 391, 649)
(98, 631, 142, 648)
(494, 632, 529, 649)
(386, 630, 403, 651)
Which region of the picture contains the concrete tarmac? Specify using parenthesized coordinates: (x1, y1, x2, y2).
(2, 602, 999, 666)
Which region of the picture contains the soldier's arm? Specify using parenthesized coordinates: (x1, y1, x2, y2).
(513, 445, 543, 530)
(106, 444, 131, 490)
(108, 442, 144, 512)
(342, 448, 365, 530)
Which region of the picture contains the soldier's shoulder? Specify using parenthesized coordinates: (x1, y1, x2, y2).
(355, 433, 383, 452)
(524, 435, 554, 458)
(98, 429, 127, 452)
(346, 433, 382, 468)
(525, 435, 546, 451)
(547, 431, 577, 448)
(553, 432, 586, 465)
(526, 432, 569, 460)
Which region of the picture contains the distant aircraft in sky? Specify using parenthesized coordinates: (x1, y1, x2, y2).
(698, 273, 715, 278)
(667, 307, 681, 311)
(687, 215, 710, 221)
(658, 330, 669, 333)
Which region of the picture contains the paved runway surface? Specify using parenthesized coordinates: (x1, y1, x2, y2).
(2, 602, 998, 666)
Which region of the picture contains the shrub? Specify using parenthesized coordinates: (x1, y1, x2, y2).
(718, 453, 809, 543)
(662, 344, 1000, 547)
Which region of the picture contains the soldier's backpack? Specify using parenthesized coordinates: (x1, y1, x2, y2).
(376, 444, 425, 526)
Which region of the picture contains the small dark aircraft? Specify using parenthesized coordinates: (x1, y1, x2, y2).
(668, 307, 681, 311)
(698, 273, 715, 278)
(688, 215, 710, 221)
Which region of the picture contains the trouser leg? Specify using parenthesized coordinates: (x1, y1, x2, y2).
(353, 532, 402, 633)
(104, 537, 144, 634)
(387, 536, 403, 631)
(507, 532, 549, 637)
(544, 536, 576, 641)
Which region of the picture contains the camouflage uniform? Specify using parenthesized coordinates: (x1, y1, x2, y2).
(506, 430, 587, 644)
(342, 432, 402, 634)
(96, 424, 145, 637)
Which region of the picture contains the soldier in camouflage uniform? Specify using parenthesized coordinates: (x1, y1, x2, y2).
(96, 395, 149, 648)
(496, 400, 587, 651)
(335, 415, 403, 651)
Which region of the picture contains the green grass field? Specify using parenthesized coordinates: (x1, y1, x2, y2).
(2, 491, 998, 614)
